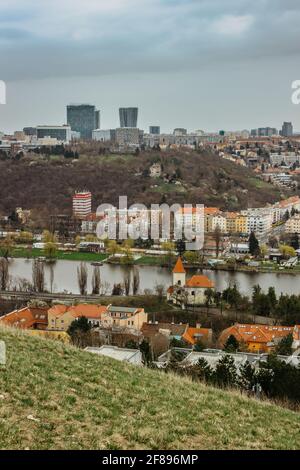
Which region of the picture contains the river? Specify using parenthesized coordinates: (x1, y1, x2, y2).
(5, 258, 300, 297)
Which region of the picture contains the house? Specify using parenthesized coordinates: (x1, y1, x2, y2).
(167, 257, 215, 307)
(182, 325, 213, 347)
(85, 345, 143, 365)
(101, 306, 148, 331)
(0, 306, 48, 330)
(47, 304, 108, 331)
(218, 323, 299, 353)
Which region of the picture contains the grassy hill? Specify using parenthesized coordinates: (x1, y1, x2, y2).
(0, 326, 300, 450)
(0, 150, 284, 217)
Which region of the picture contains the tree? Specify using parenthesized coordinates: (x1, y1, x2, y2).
(32, 259, 45, 292)
(204, 288, 214, 313)
(213, 225, 222, 258)
(224, 334, 239, 353)
(275, 333, 293, 356)
(67, 316, 92, 347)
(190, 358, 213, 383)
(123, 270, 131, 295)
(91, 266, 101, 295)
(132, 267, 140, 295)
(0, 258, 9, 290)
(290, 233, 299, 250)
(213, 355, 237, 388)
(107, 240, 118, 258)
(267, 287, 277, 312)
(77, 262, 88, 295)
(239, 361, 257, 392)
(279, 244, 296, 259)
(0, 235, 14, 259)
(249, 231, 259, 256)
(176, 239, 186, 257)
(139, 339, 152, 365)
(112, 283, 123, 295)
(44, 242, 57, 259)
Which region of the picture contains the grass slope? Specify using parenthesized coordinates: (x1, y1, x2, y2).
(0, 326, 300, 450)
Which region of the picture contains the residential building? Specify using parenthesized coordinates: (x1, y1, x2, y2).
(47, 304, 108, 331)
(101, 306, 148, 331)
(149, 162, 162, 178)
(85, 346, 143, 365)
(67, 104, 100, 139)
(211, 213, 227, 233)
(286, 215, 300, 234)
(119, 107, 138, 128)
(0, 307, 48, 330)
(36, 125, 71, 143)
(218, 323, 298, 353)
(72, 191, 92, 219)
(182, 325, 213, 347)
(173, 128, 187, 136)
(204, 207, 220, 233)
(242, 209, 273, 235)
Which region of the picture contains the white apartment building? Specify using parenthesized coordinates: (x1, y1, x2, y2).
(242, 209, 273, 235)
(211, 213, 227, 233)
(73, 191, 92, 219)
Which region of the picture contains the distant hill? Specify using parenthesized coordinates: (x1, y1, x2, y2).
(0, 325, 299, 450)
(0, 150, 285, 217)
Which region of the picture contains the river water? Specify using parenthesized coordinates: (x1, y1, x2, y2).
(5, 258, 300, 297)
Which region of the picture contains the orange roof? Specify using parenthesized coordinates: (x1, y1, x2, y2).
(49, 304, 108, 320)
(178, 207, 202, 214)
(219, 323, 294, 347)
(182, 327, 212, 345)
(204, 207, 219, 215)
(172, 257, 186, 274)
(0, 307, 48, 329)
(185, 275, 214, 288)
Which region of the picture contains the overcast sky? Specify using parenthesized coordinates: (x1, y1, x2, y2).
(1, 0, 300, 133)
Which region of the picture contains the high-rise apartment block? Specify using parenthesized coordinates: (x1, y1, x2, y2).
(67, 104, 100, 139)
(72, 191, 92, 219)
(119, 108, 138, 127)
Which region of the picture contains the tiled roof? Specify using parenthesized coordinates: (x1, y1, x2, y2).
(182, 327, 212, 345)
(0, 307, 48, 329)
(185, 275, 214, 288)
(172, 257, 186, 274)
(219, 323, 294, 346)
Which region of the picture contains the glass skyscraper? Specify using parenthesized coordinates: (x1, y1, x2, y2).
(119, 107, 138, 127)
(67, 104, 100, 139)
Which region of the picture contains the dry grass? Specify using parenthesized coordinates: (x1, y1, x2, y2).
(0, 325, 300, 450)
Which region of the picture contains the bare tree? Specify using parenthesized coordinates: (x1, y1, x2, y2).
(123, 269, 131, 296)
(32, 259, 45, 292)
(91, 266, 101, 295)
(49, 264, 54, 293)
(213, 225, 221, 258)
(0, 258, 9, 291)
(77, 262, 88, 295)
(132, 267, 140, 295)
(155, 283, 165, 301)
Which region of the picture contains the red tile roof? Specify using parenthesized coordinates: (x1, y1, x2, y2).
(172, 257, 186, 274)
(185, 275, 214, 289)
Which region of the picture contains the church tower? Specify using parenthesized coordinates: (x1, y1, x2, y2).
(172, 257, 186, 286)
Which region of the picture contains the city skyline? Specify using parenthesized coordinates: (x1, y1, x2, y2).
(1, 1, 300, 133)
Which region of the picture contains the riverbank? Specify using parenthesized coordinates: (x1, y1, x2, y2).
(10, 247, 108, 262)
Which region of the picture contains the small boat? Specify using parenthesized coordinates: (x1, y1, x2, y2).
(91, 261, 103, 267)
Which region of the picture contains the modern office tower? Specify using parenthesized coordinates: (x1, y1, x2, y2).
(173, 128, 187, 136)
(72, 191, 92, 219)
(23, 127, 37, 136)
(119, 108, 138, 127)
(149, 126, 160, 135)
(36, 125, 71, 143)
(281, 122, 293, 137)
(67, 104, 100, 139)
